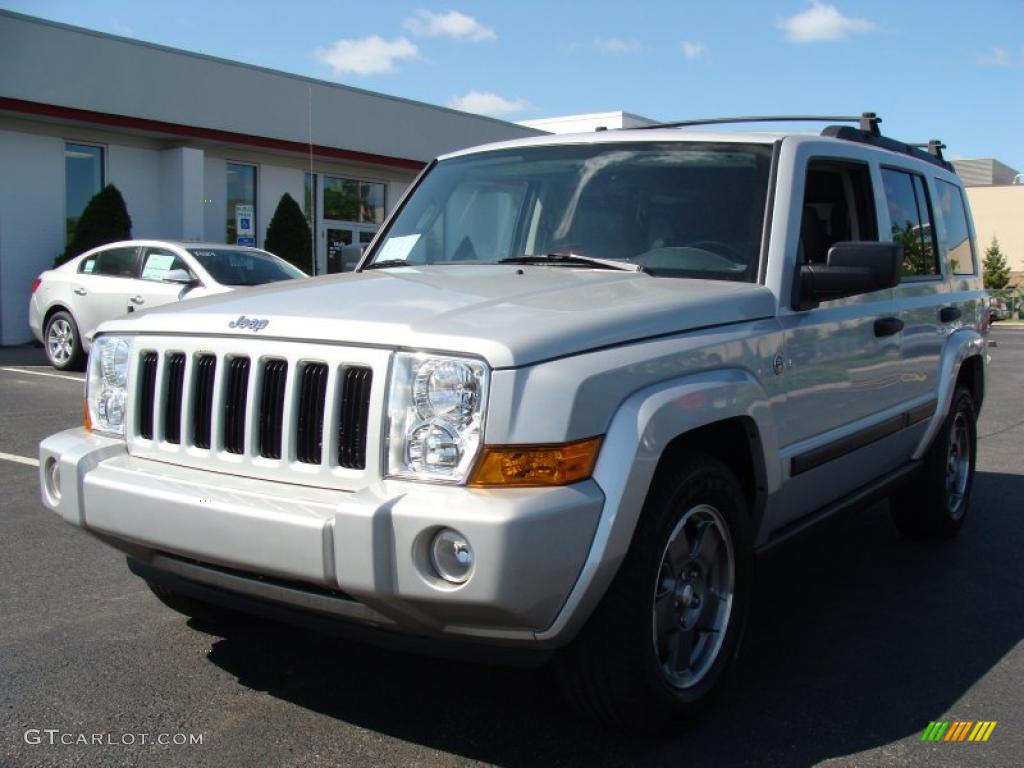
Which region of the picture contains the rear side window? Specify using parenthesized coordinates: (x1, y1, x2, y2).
(881, 168, 939, 278)
(935, 180, 976, 275)
(79, 247, 138, 278)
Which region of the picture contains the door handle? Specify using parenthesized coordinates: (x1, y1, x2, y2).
(939, 306, 961, 323)
(874, 317, 904, 337)
(73, 288, 87, 296)
(129, 295, 144, 304)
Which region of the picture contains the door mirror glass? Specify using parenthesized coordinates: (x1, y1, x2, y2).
(162, 268, 197, 285)
(793, 242, 902, 310)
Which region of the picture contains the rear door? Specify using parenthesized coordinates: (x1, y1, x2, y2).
(71, 246, 141, 339)
(883, 167, 946, 413)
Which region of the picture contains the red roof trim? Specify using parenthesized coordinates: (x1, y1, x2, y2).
(0, 96, 426, 171)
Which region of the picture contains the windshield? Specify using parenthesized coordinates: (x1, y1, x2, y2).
(368, 142, 773, 281)
(188, 248, 306, 286)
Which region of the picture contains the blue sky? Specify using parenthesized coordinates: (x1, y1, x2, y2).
(5, 0, 1024, 170)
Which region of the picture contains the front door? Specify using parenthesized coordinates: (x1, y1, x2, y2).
(321, 223, 377, 273)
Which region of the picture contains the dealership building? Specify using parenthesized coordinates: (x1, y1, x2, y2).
(0, 10, 539, 345)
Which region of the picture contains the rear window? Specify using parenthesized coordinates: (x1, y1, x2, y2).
(935, 180, 976, 275)
(79, 247, 137, 278)
(187, 249, 305, 286)
(881, 168, 939, 278)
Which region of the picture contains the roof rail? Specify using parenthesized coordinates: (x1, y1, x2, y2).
(633, 113, 878, 131)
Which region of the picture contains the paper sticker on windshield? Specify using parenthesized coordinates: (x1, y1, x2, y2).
(142, 253, 176, 280)
(375, 234, 419, 263)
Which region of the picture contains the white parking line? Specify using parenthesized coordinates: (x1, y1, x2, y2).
(0, 366, 84, 383)
(0, 451, 39, 467)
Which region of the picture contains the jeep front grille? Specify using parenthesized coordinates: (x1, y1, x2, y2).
(127, 338, 386, 490)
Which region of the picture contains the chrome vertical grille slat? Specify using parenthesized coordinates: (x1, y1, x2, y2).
(223, 357, 250, 454)
(163, 353, 186, 445)
(126, 338, 385, 491)
(191, 355, 217, 450)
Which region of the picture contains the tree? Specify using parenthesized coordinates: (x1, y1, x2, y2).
(264, 193, 313, 274)
(58, 184, 132, 265)
(983, 237, 1010, 290)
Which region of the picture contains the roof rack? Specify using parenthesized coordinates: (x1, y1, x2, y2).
(633, 111, 952, 172)
(634, 113, 882, 132)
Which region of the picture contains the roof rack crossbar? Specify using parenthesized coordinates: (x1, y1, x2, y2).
(908, 140, 947, 160)
(634, 112, 880, 131)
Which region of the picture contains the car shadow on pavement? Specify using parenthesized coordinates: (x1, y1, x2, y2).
(0, 343, 47, 366)
(202, 470, 1024, 767)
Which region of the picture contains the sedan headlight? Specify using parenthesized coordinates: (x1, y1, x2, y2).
(85, 335, 132, 437)
(386, 353, 488, 482)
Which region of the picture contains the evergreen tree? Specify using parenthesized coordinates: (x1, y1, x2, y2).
(58, 184, 132, 265)
(264, 193, 313, 274)
(983, 237, 1010, 290)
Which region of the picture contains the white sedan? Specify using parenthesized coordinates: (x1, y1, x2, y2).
(29, 240, 306, 369)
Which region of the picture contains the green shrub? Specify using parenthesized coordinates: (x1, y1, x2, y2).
(983, 237, 1010, 290)
(58, 184, 132, 266)
(264, 193, 313, 274)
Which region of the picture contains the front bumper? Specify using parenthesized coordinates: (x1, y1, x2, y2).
(39, 428, 603, 647)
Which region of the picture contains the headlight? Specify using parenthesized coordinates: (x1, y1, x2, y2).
(386, 352, 488, 482)
(86, 335, 131, 437)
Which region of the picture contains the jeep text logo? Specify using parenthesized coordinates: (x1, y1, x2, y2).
(228, 315, 269, 332)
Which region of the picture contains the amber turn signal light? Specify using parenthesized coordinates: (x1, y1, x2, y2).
(468, 436, 603, 488)
(82, 398, 92, 432)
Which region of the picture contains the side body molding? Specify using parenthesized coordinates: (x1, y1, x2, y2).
(912, 328, 986, 461)
(535, 368, 779, 644)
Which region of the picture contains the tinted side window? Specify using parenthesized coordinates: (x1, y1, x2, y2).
(798, 160, 877, 265)
(935, 180, 976, 275)
(80, 247, 138, 277)
(140, 249, 189, 281)
(881, 168, 939, 278)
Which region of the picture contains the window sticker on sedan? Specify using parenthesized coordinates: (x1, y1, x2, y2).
(141, 254, 176, 280)
(375, 234, 419, 263)
(82, 260, 95, 273)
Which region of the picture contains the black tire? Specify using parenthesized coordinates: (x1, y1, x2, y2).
(891, 387, 977, 539)
(146, 580, 240, 627)
(555, 453, 753, 733)
(44, 310, 85, 371)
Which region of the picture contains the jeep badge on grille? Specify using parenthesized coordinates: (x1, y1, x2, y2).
(228, 315, 269, 332)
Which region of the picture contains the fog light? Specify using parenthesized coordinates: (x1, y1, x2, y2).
(430, 528, 473, 584)
(44, 456, 61, 502)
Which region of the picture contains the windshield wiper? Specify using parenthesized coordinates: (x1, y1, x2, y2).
(498, 253, 645, 272)
(361, 259, 413, 270)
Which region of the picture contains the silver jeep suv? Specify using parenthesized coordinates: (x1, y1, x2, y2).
(39, 113, 987, 732)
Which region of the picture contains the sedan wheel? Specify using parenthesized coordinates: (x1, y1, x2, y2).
(44, 311, 85, 370)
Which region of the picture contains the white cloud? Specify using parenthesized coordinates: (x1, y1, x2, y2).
(778, 1, 875, 43)
(314, 35, 419, 76)
(680, 40, 707, 59)
(404, 10, 496, 42)
(976, 46, 1023, 67)
(448, 91, 532, 117)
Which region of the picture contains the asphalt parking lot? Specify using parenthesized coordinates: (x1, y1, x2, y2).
(1, 330, 1022, 768)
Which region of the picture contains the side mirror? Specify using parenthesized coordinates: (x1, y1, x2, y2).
(163, 269, 197, 285)
(793, 242, 902, 311)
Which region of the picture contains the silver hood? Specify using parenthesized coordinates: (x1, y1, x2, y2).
(100, 266, 777, 368)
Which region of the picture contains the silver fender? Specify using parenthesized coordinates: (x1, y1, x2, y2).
(912, 329, 986, 461)
(535, 368, 779, 644)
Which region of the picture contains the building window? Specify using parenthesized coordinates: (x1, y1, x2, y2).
(226, 162, 257, 245)
(65, 142, 104, 244)
(323, 176, 385, 224)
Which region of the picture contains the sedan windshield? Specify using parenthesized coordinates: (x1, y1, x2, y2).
(188, 248, 306, 286)
(367, 142, 773, 281)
